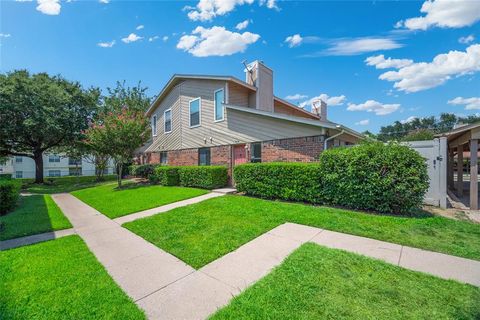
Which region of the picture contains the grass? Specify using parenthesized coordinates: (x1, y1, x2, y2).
(0, 195, 72, 241)
(0, 235, 145, 320)
(124, 195, 480, 269)
(22, 175, 118, 194)
(211, 243, 480, 320)
(72, 183, 208, 218)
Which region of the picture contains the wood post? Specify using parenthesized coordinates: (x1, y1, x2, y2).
(448, 148, 454, 189)
(457, 144, 464, 197)
(470, 139, 478, 210)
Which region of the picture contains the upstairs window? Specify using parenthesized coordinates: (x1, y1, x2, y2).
(152, 115, 157, 136)
(198, 148, 210, 166)
(251, 143, 262, 163)
(189, 98, 201, 127)
(49, 155, 60, 163)
(164, 109, 172, 133)
(15, 156, 23, 163)
(214, 89, 224, 121)
(160, 151, 168, 164)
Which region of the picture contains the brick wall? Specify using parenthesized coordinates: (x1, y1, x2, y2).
(168, 149, 198, 166)
(211, 145, 231, 166)
(147, 152, 160, 164)
(261, 135, 324, 163)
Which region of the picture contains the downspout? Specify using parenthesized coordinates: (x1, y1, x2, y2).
(323, 128, 345, 151)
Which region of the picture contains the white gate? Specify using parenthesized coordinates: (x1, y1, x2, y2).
(404, 138, 447, 208)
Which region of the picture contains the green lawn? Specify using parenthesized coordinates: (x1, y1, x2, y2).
(0, 236, 145, 320)
(22, 175, 118, 194)
(211, 243, 480, 320)
(124, 195, 480, 269)
(72, 183, 208, 218)
(0, 195, 72, 241)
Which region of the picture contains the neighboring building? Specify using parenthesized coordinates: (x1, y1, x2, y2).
(0, 154, 115, 179)
(142, 60, 362, 174)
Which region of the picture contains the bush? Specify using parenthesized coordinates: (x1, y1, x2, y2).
(130, 164, 158, 179)
(0, 174, 12, 180)
(178, 166, 228, 189)
(234, 142, 429, 214)
(153, 166, 180, 186)
(0, 180, 20, 215)
(234, 162, 323, 203)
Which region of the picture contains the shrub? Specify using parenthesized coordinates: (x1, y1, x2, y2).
(178, 166, 228, 189)
(0, 174, 12, 180)
(0, 180, 21, 215)
(234, 142, 429, 214)
(154, 166, 180, 186)
(130, 164, 158, 179)
(234, 162, 323, 203)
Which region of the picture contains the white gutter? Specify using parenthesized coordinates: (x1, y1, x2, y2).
(324, 129, 345, 150)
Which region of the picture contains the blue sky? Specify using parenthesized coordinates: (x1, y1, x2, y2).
(1, 0, 479, 132)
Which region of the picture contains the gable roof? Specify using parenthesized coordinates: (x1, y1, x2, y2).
(145, 74, 319, 120)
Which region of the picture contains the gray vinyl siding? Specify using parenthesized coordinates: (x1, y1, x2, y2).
(148, 79, 328, 152)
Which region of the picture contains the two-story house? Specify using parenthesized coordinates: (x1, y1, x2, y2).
(143, 60, 362, 173)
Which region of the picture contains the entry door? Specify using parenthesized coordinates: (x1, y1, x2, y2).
(234, 144, 247, 165)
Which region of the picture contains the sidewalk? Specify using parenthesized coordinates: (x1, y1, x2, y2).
(50, 194, 480, 320)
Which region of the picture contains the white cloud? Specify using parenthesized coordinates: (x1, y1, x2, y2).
(97, 40, 115, 48)
(347, 100, 400, 116)
(36, 0, 61, 15)
(365, 54, 414, 69)
(299, 94, 346, 109)
(373, 44, 480, 92)
(285, 93, 308, 100)
(136, 25, 144, 30)
(459, 34, 475, 44)
(177, 26, 260, 57)
(162, 36, 169, 42)
(122, 33, 143, 43)
(397, 0, 480, 30)
(260, 0, 278, 10)
(99, 0, 110, 3)
(355, 119, 370, 126)
(448, 97, 480, 110)
(148, 36, 159, 42)
(400, 116, 418, 124)
(187, 0, 254, 21)
(320, 37, 403, 56)
(0, 33, 11, 38)
(235, 19, 250, 30)
(284, 34, 303, 48)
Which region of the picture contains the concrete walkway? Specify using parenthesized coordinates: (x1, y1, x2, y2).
(49, 194, 480, 320)
(0, 228, 75, 251)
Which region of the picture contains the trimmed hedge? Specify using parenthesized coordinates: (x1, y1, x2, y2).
(130, 164, 158, 179)
(178, 166, 228, 189)
(234, 142, 429, 214)
(0, 173, 12, 180)
(234, 163, 323, 203)
(152, 166, 180, 186)
(0, 180, 20, 215)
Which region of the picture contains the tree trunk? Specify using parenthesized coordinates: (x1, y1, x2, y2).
(33, 151, 44, 184)
(117, 163, 123, 188)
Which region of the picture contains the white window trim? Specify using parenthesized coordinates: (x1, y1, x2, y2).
(189, 97, 202, 128)
(214, 88, 225, 122)
(152, 115, 157, 137)
(164, 109, 172, 134)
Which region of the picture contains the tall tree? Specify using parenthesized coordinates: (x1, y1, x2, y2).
(0, 70, 100, 183)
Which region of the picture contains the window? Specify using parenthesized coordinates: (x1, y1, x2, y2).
(152, 115, 157, 136)
(189, 98, 201, 127)
(69, 168, 82, 176)
(160, 151, 168, 165)
(15, 156, 23, 163)
(251, 143, 262, 163)
(49, 154, 60, 163)
(164, 109, 172, 133)
(214, 89, 224, 121)
(15, 171, 23, 178)
(198, 148, 210, 166)
(68, 157, 82, 166)
(48, 170, 61, 177)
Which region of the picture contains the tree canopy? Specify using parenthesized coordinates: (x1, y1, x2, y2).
(0, 70, 100, 182)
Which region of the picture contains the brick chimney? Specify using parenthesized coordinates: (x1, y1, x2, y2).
(245, 60, 274, 112)
(312, 99, 327, 121)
